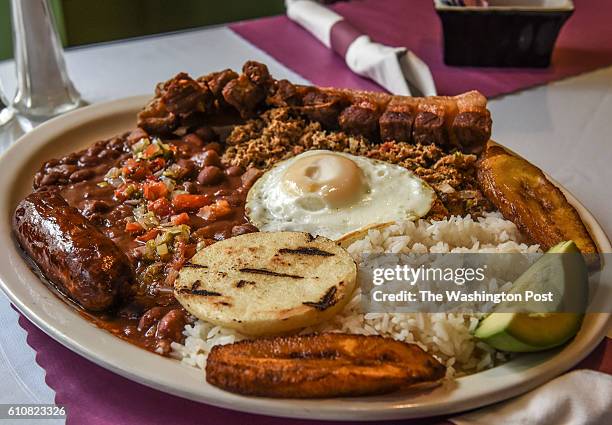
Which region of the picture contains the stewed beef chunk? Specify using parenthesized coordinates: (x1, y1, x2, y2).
(137, 97, 177, 135)
(242, 61, 273, 88)
(222, 75, 267, 119)
(201, 69, 239, 97)
(268, 79, 302, 107)
(162, 72, 212, 116)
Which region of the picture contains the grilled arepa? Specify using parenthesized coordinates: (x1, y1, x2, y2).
(477, 143, 597, 255)
(174, 231, 357, 336)
(206, 333, 446, 398)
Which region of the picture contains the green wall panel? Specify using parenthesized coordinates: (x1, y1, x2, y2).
(0, 0, 13, 61)
(60, 0, 284, 46)
(0, 0, 284, 61)
(0, 0, 67, 60)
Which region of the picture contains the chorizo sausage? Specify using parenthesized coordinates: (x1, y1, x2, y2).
(12, 191, 135, 311)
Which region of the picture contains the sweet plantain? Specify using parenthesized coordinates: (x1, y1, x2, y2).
(205, 333, 446, 398)
(477, 143, 597, 255)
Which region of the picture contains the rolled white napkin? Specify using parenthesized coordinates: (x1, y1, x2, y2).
(285, 0, 436, 96)
(453, 370, 612, 425)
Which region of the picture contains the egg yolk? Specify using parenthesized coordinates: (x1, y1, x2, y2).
(281, 153, 367, 208)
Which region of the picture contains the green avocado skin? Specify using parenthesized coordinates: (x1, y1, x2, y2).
(474, 241, 587, 353)
(475, 316, 583, 353)
(476, 331, 545, 353)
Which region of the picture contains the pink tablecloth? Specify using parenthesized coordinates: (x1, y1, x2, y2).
(230, 0, 612, 97)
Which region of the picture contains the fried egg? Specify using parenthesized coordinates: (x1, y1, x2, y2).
(246, 150, 435, 240)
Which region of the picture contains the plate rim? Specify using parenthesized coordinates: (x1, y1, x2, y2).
(0, 96, 610, 421)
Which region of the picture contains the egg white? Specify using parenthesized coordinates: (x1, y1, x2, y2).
(246, 150, 435, 240)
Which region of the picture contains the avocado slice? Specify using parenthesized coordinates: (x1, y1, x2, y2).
(474, 241, 588, 352)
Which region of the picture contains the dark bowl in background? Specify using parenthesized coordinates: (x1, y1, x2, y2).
(434, 0, 574, 67)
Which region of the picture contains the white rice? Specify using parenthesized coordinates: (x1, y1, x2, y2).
(170, 212, 540, 377)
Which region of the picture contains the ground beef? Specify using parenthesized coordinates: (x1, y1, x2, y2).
(224, 108, 370, 169)
(222, 108, 493, 218)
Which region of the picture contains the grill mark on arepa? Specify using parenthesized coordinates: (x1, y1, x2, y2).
(178, 281, 222, 297)
(190, 289, 222, 296)
(183, 263, 208, 269)
(278, 247, 334, 257)
(303, 286, 338, 311)
(239, 268, 304, 279)
(236, 279, 256, 288)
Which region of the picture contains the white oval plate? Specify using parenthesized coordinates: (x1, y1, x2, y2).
(0, 96, 610, 421)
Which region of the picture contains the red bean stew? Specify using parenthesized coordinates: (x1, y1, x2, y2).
(16, 126, 259, 354)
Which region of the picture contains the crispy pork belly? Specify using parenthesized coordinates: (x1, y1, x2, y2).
(379, 98, 415, 142)
(300, 88, 348, 129)
(338, 99, 384, 140)
(451, 91, 492, 153)
(138, 61, 492, 152)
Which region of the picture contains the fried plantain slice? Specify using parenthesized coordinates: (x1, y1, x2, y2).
(477, 143, 597, 255)
(205, 333, 446, 398)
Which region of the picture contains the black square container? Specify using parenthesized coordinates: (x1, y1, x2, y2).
(434, 0, 574, 67)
